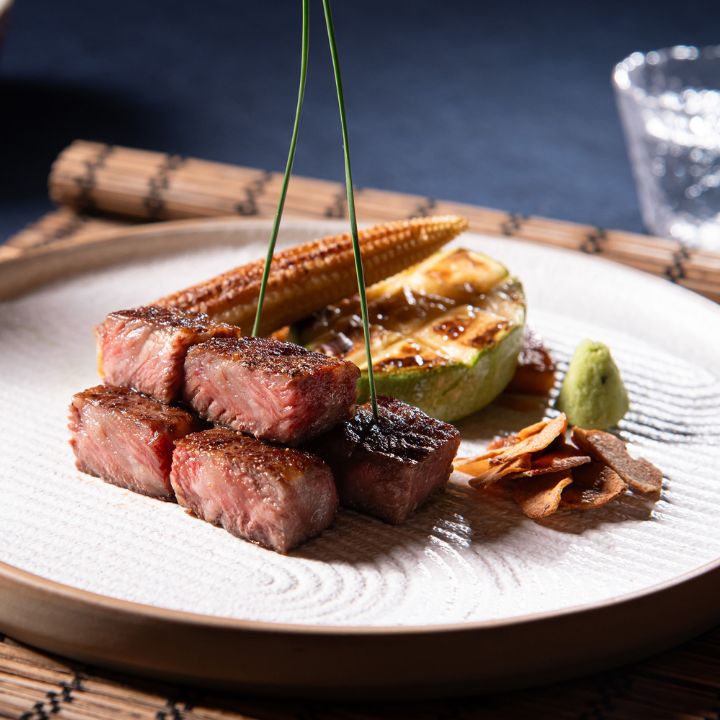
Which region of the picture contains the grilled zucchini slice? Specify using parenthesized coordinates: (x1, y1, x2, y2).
(291, 248, 526, 422)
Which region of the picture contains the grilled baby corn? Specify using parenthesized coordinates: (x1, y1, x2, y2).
(156, 215, 468, 335)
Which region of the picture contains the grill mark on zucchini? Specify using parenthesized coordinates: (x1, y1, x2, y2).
(293, 248, 526, 421)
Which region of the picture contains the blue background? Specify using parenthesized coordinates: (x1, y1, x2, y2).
(1, 0, 719, 241)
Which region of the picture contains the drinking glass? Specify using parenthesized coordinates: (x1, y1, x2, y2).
(613, 45, 720, 249)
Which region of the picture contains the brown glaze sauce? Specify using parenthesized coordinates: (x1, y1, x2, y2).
(505, 328, 556, 396)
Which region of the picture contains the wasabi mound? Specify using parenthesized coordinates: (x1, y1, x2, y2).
(556, 340, 629, 429)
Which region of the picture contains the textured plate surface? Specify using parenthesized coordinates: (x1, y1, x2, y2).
(1, 220, 719, 630)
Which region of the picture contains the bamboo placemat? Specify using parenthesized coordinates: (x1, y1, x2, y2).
(1, 628, 719, 719)
(2, 140, 719, 305)
(1, 140, 719, 718)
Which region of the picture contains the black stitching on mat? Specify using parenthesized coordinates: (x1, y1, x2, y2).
(59, 681, 73, 702)
(45, 691, 60, 714)
(323, 188, 347, 219)
(581, 226, 607, 254)
(50, 214, 84, 242)
(59, 670, 84, 700)
(23, 670, 83, 718)
(49, 214, 88, 247)
(411, 197, 437, 217)
(144, 154, 186, 221)
(73, 144, 114, 211)
(500, 212, 527, 236)
(56, 673, 83, 706)
(31, 701, 48, 720)
(665, 242, 691, 283)
(21, 214, 85, 251)
(235, 170, 273, 216)
(156, 698, 189, 720)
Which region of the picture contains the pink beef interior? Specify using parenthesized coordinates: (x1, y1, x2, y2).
(69, 385, 197, 499)
(339, 441, 458, 524)
(171, 428, 338, 553)
(183, 337, 359, 445)
(97, 306, 241, 403)
(99, 318, 182, 402)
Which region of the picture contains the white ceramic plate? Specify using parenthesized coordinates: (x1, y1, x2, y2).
(0, 218, 718, 696)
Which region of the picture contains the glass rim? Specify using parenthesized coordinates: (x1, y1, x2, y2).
(612, 44, 720, 101)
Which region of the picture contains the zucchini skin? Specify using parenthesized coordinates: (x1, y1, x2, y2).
(355, 323, 524, 422)
(291, 249, 527, 422)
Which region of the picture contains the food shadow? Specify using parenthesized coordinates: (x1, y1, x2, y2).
(297, 399, 658, 562)
(454, 396, 548, 445)
(536, 492, 657, 534)
(294, 481, 523, 564)
(297, 477, 658, 564)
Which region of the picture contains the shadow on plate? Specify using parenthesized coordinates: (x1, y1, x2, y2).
(296, 478, 659, 563)
(454, 395, 548, 443)
(536, 492, 657, 534)
(297, 397, 661, 562)
(294, 482, 522, 563)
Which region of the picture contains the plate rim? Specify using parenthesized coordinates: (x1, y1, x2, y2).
(1, 553, 718, 635)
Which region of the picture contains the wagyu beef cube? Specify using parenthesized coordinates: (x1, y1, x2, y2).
(170, 428, 338, 553)
(183, 336, 360, 445)
(96, 305, 241, 403)
(69, 385, 199, 499)
(315, 396, 461, 524)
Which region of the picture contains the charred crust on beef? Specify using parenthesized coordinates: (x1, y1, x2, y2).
(104, 305, 226, 332)
(71, 384, 196, 430)
(188, 336, 358, 378)
(313, 397, 461, 524)
(179, 427, 326, 476)
(183, 336, 359, 445)
(338, 396, 460, 464)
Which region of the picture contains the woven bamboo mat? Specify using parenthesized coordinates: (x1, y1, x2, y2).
(1, 629, 719, 719)
(2, 140, 720, 306)
(1, 140, 719, 718)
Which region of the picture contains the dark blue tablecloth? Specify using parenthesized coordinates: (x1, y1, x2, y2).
(1, 0, 719, 241)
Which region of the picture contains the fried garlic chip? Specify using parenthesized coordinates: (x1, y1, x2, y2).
(512, 471, 573, 519)
(486, 416, 561, 451)
(457, 414, 568, 489)
(487, 435, 518, 451)
(505, 444, 590, 479)
(571, 428, 662, 496)
(561, 462, 627, 510)
(464, 453, 532, 489)
(500, 414, 568, 460)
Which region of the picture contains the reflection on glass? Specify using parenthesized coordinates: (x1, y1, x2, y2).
(614, 45, 720, 248)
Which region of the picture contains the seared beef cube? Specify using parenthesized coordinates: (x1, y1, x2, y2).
(183, 336, 360, 445)
(170, 428, 337, 552)
(69, 385, 199, 498)
(96, 305, 241, 403)
(316, 397, 460, 524)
